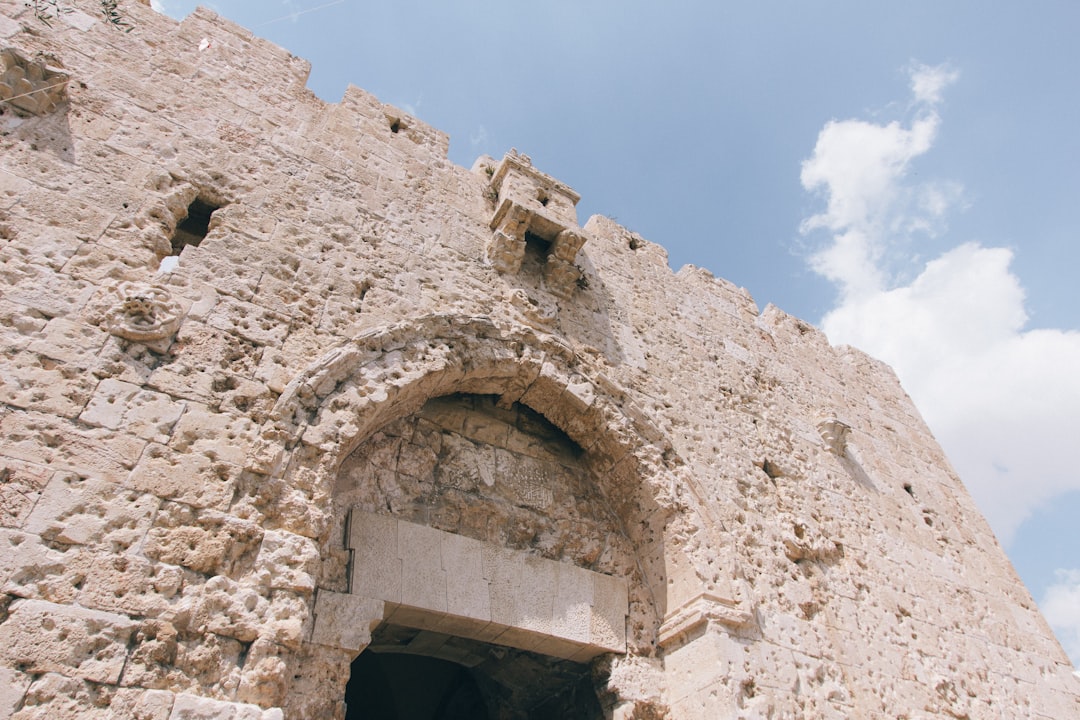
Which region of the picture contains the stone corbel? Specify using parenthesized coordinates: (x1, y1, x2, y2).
(817, 416, 851, 455)
(0, 48, 69, 116)
(657, 591, 756, 649)
(487, 201, 531, 274)
(543, 228, 587, 298)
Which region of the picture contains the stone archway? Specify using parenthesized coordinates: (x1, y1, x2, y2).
(245, 315, 753, 717)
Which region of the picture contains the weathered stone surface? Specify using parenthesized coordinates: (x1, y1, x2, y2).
(0, 458, 52, 528)
(0, 2, 1075, 717)
(0, 599, 135, 684)
(24, 473, 158, 551)
(144, 503, 263, 576)
(80, 378, 187, 442)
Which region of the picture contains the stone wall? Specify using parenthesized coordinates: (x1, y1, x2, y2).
(0, 1, 1077, 718)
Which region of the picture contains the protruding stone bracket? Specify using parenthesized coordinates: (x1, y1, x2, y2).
(657, 592, 756, 650)
(0, 48, 69, 116)
(104, 281, 184, 350)
(485, 150, 589, 299)
(817, 416, 851, 455)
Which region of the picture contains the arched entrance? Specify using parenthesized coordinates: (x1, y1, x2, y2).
(252, 314, 752, 717)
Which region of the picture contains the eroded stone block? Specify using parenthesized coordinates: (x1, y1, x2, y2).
(129, 444, 239, 510)
(145, 502, 263, 576)
(24, 473, 158, 550)
(0, 458, 51, 528)
(80, 378, 187, 442)
(256, 529, 319, 593)
(0, 599, 135, 684)
(0, 411, 145, 483)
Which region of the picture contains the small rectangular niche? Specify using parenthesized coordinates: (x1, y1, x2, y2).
(170, 198, 219, 255)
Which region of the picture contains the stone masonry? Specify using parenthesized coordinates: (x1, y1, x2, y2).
(0, 2, 1078, 718)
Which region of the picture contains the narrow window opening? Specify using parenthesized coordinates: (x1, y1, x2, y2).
(903, 483, 915, 498)
(524, 230, 551, 255)
(537, 190, 550, 207)
(390, 119, 402, 134)
(170, 198, 219, 255)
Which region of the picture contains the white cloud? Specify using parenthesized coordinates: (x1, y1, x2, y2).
(800, 111, 943, 301)
(1043, 569, 1080, 667)
(908, 62, 960, 106)
(150, 0, 165, 12)
(801, 63, 1080, 545)
(470, 124, 490, 150)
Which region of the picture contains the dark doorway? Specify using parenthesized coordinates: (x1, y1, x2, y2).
(344, 625, 604, 720)
(345, 651, 489, 720)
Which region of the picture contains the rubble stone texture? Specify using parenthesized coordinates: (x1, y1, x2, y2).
(0, 2, 1077, 718)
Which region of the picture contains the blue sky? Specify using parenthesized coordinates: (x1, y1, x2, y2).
(154, 1, 1080, 664)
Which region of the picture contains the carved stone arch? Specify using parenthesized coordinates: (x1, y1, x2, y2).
(245, 314, 752, 716)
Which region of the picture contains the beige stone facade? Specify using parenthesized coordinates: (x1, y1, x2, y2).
(0, 2, 1077, 718)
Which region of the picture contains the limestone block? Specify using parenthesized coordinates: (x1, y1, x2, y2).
(0, 458, 51, 528)
(550, 562, 593, 645)
(0, 349, 98, 418)
(168, 404, 259, 467)
(310, 590, 385, 651)
(0, 299, 47, 343)
(398, 520, 447, 612)
(120, 618, 182, 690)
(171, 243, 263, 304)
(0, 411, 145, 483)
(590, 570, 628, 652)
(128, 444, 239, 510)
(146, 325, 246, 404)
(253, 272, 323, 326)
(79, 552, 185, 617)
(27, 317, 109, 364)
(514, 555, 557, 637)
(482, 545, 523, 630)
(80, 378, 186, 442)
(255, 529, 319, 593)
(0, 529, 91, 603)
(145, 502, 263, 576)
(7, 672, 113, 720)
(107, 689, 177, 720)
(0, 599, 136, 684)
(174, 575, 274, 644)
(204, 296, 291, 347)
(0, 168, 31, 210)
(168, 693, 282, 720)
(25, 473, 159, 550)
(349, 511, 401, 603)
(441, 530, 489, 623)
(662, 628, 745, 705)
(235, 637, 289, 707)
(0, 665, 31, 717)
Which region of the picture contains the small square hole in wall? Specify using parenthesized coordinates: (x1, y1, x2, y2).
(170, 198, 219, 255)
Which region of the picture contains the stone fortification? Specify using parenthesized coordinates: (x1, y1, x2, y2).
(0, 2, 1077, 718)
